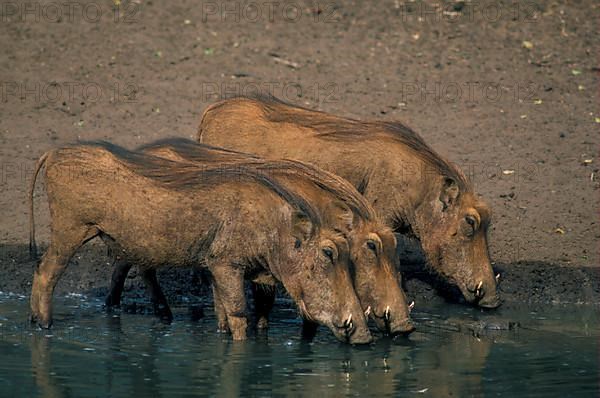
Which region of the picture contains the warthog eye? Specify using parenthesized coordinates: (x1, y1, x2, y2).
(465, 216, 475, 227)
(465, 215, 477, 236)
(366, 240, 377, 252)
(322, 247, 334, 261)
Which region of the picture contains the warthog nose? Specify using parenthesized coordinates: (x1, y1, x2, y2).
(478, 294, 502, 309)
(390, 318, 415, 336)
(400, 321, 416, 335)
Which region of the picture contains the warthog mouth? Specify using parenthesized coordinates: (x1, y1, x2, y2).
(370, 305, 416, 336)
(370, 307, 390, 323)
(461, 277, 502, 309)
(368, 306, 390, 334)
(332, 313, 357, 341)
(476, 295, 502, 309)
(477, 274, 502, 308)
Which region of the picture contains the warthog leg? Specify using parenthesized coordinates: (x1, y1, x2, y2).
(105, 256, 132, 308)
(251, 283, 275, 330)
(141, 269, 173, 322)
(209, 262, 248, 340)
(30, 225, 98, 329)
(104, 237, 173, 321)
(211, 282, 229, 333)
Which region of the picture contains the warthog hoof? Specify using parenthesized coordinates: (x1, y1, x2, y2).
(256, 316, 269, 330)
(104, 294, 121, 308)
(228, 317, 248, 340)
(153, 304, 174, 323)
(30, 313, 52, 329)
(216, 321, 230, 333)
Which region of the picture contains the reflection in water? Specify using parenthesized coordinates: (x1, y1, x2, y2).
(31, 334, 71, 398)
(103, 314, 123, 395)
(259, 331, 491, 396)
(211, 339, 275, 396)
(410, 331, 491, 396)
(104, 315, 164, 398)
(0, 296, 597, 397)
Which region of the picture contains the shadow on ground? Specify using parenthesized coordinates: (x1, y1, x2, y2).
(1, 243, 598, 307)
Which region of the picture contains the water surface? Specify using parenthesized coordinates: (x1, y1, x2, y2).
(0, 293, 597, 397)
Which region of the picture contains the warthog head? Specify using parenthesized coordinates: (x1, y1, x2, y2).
(418, 177, 500, 308)
(349, 222, 415, 336)
(285, 213, 373, 344)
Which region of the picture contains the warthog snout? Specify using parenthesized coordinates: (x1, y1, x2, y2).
(391, 318, 416, 336)
(371, 305, 416, 336)
(332, 311, 373, 344)
(389, 303, 416, 336)
(477, 288, 501, 308)
(466, 278, 501, 309)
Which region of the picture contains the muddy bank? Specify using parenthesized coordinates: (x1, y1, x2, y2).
(0, 0, 598, 320)
(1, 0, 598, 270)
(2, 244, 598, 311)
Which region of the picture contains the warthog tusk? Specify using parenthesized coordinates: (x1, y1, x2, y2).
(495, 273, 501, 282)
(475, 280, 484, 298)
(364, 306, 371, 317)
(408, 301, 415, 312)
(344, 313, 352, 328)
(384, 306, 390, 321)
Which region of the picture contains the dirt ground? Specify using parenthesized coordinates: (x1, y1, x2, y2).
(0, 0, 598, 306)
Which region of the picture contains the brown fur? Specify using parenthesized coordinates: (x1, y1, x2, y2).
(198, 95, 500, 308)
(126, 139, 414, 335)
(28, 142, 372, 343)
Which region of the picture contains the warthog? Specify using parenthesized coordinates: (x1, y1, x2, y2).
(28, 142, 372, 343)
(107, 138, 414, 336)
(198, 95, 500, 308)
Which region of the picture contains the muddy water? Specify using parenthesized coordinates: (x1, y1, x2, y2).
(0, 293, 597, 397)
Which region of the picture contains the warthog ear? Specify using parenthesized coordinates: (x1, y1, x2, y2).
(439, 177, 460, 211)
(292, 211, 314, 243)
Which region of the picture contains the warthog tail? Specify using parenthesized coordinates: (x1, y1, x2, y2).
(29, 151, 49, 260)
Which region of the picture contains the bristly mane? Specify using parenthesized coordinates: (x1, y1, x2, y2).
(73, 141, 322, 229)
(137, 138, 377, 223)
(253, 159, 376, 222)
(236, 94, 471, 191)
(138, 138, 258, 163)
